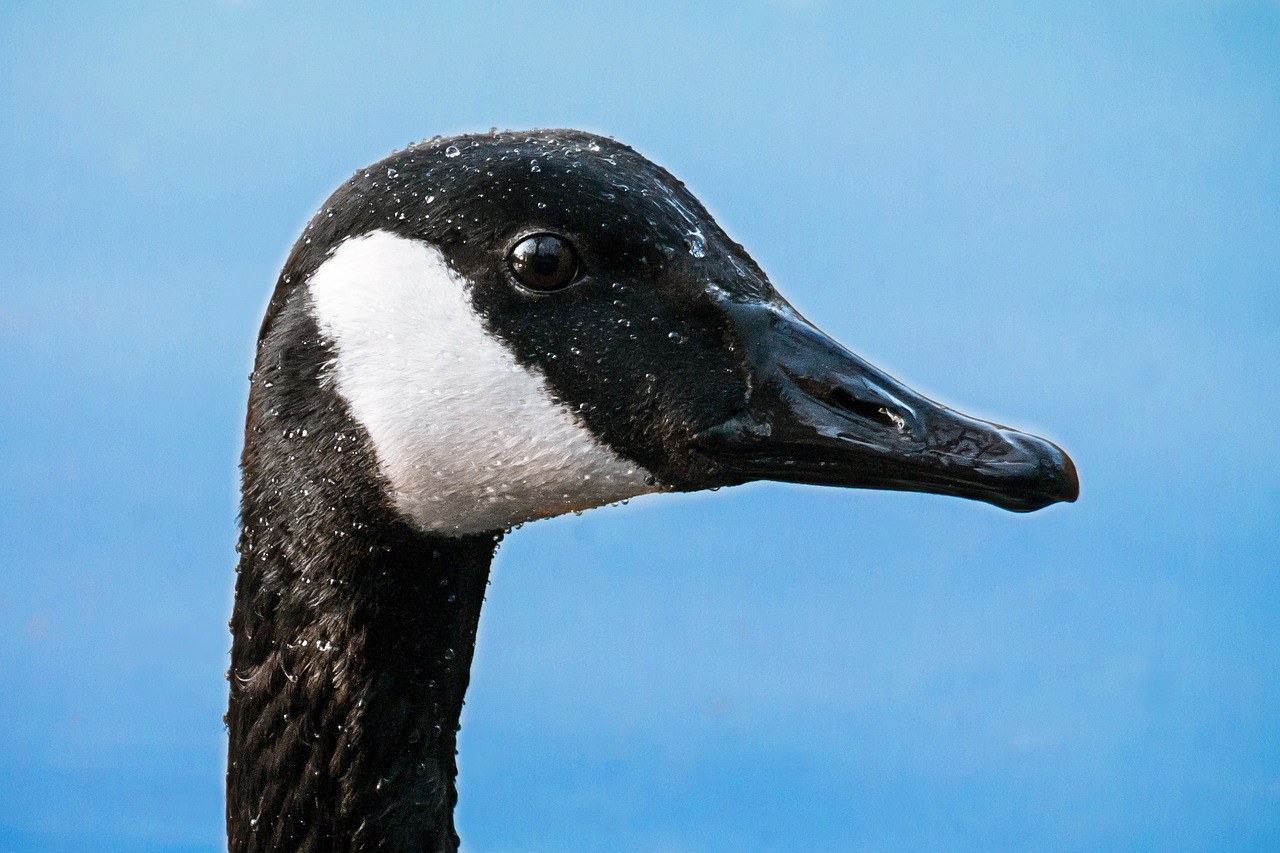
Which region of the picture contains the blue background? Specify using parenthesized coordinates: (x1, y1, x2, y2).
(2, 2, 1277, 851)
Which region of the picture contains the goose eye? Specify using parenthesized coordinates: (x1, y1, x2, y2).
(508, 234, 580, 292)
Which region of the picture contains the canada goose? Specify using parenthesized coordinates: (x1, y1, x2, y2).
(227, 128, 1077, 852)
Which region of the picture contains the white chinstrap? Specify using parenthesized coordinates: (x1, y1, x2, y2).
(307, 230, 659, 534)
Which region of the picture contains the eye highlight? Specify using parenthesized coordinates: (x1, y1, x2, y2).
(508, 234, 580, 292)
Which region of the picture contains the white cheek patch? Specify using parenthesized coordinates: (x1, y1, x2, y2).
(307, 230, 660, 535)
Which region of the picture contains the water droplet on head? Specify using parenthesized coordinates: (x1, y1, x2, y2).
(685, 229, 706, 258)
(444, 145, 461, 158)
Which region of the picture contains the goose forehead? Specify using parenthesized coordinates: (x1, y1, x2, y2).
(305, 230, 659, 535)
(282, 132, 775, 327)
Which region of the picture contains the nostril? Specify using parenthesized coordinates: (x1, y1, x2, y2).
(880, 406, 907, 432)
(827, 386, 906, 432)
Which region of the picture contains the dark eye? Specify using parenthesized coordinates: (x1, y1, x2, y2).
(508, 234, 580, 292)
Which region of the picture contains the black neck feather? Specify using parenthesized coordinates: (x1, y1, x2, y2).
(227, 293, 499, 852)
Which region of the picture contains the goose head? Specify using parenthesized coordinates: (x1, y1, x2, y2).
(282, 128, 1075, 535)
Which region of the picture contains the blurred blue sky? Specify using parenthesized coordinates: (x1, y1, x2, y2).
(1, 1, 1277, 851)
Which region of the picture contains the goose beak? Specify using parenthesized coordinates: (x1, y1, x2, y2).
(694, 300, 1079, 512)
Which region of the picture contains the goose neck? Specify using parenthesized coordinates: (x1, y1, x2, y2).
(227, 504, 499, 852)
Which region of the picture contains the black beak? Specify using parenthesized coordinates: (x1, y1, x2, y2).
(694, 299, 1079, 512)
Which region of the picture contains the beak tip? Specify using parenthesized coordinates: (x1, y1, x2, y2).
(1059, 446, 1081, 504)
(984, 432, 1078, 512)
(1009, 436, 1079, 512)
